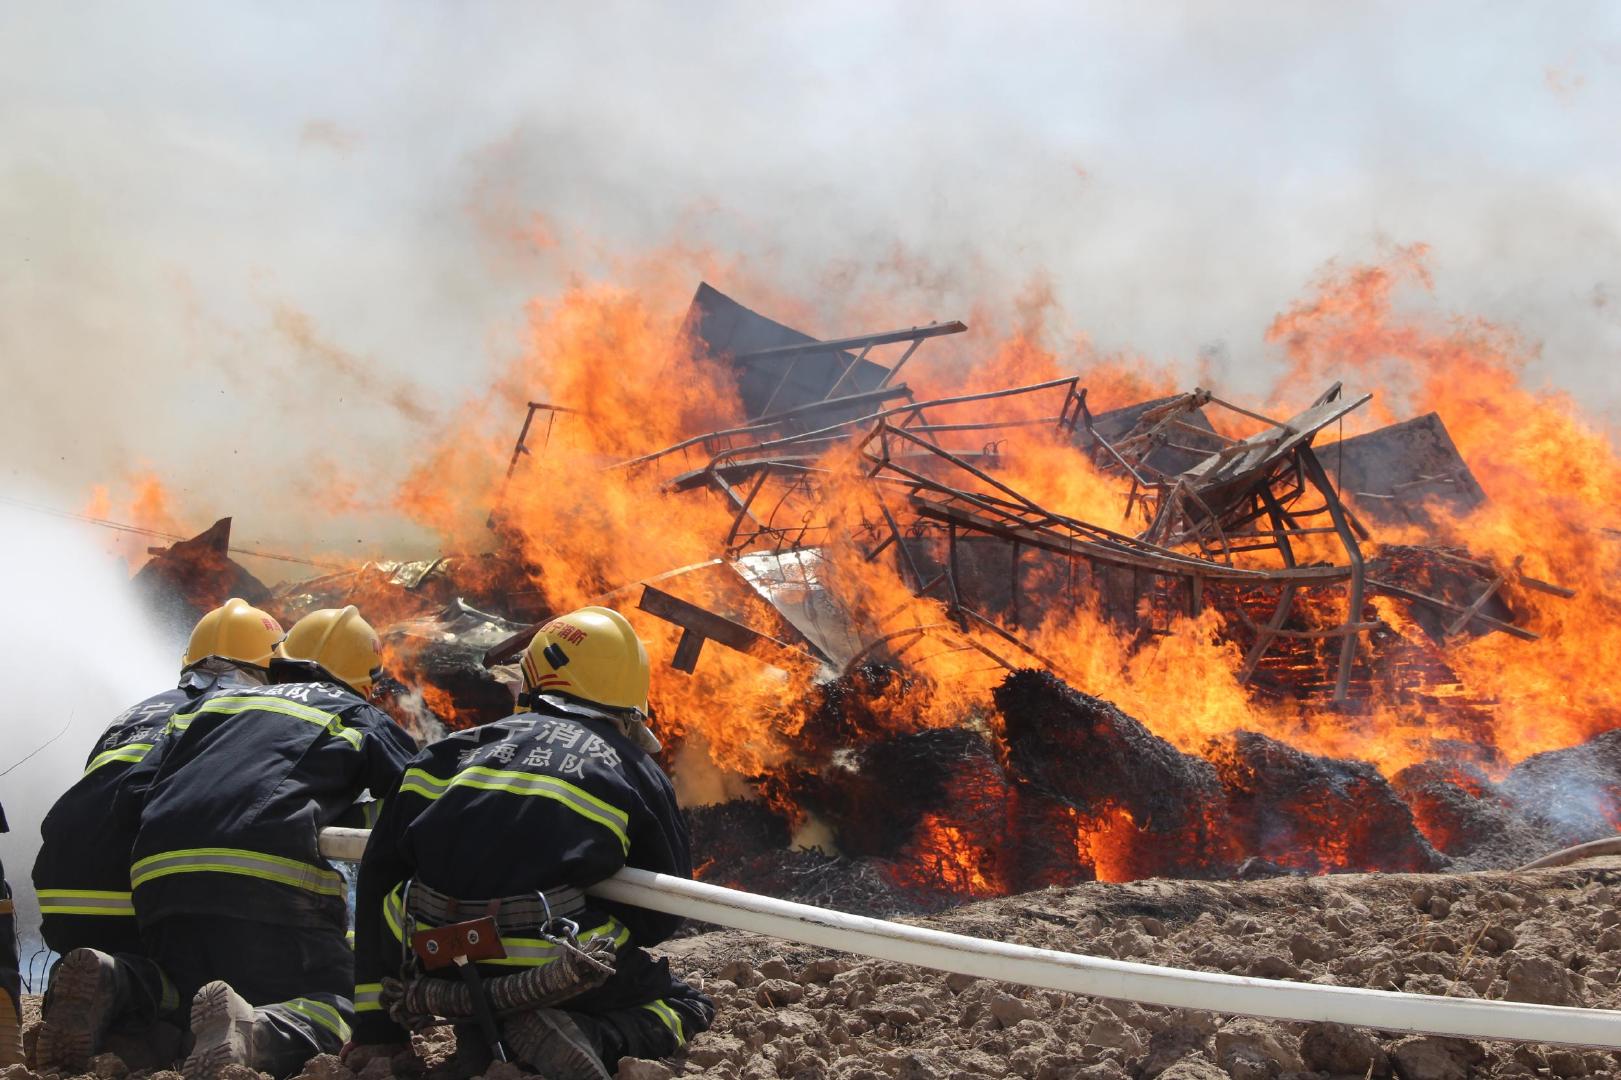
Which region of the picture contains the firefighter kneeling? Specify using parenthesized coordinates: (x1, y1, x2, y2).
(42, 606, 417, 1080)
(350, 606, 714, 1078)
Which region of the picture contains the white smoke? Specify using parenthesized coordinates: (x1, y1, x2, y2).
(0, 500, 177, 960)
(2, 1, 1620, 559)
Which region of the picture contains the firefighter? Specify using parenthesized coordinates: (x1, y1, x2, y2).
(35, 598, 285, 962)
(45, 606, 418, 1080)
(349, 606, 713, 1079)
(33, 598, 285, 1070)
(2, 802, 22, 1069)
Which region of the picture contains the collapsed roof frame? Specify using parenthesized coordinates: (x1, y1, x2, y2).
(615, 320, 971, 477)
(673, 377, 1091, 559)
(647, 376, 1385, 700)
(853, 392, 1386, 704)
(733, 320, 967, 417)
(491, 292, 1570, 705)
(1077, 384, 1377, 702)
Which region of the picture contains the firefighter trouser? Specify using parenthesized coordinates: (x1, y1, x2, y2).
(557, 948, 714, 1072)
(459, 948, 710, 1074)
(1, 858, 23, 1068)
(41, 912, 145, 961)
(127, 915, 353, 1078)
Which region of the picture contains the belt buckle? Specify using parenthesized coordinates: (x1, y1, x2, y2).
(534, 889, 579, 946)
(410, 916, 507, 970)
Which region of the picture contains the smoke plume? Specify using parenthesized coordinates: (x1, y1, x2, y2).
(0, 502, 177, 954)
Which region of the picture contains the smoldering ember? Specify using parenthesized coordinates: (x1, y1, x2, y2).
(128, 280, 1619, 917)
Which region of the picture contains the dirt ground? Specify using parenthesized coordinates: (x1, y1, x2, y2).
(15, 857, 1621, 1080)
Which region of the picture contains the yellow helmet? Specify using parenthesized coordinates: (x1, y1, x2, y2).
(278, 605, 383, 696)
(183, 598, 284, 670)
(521, 606, 650, 715)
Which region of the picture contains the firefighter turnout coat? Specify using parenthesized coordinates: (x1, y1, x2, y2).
(128, 669, 417, 935)
(352, 694, 711, 1048)
(32, 666, 262, 953)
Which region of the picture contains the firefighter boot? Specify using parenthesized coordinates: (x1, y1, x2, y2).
(39, 948, 133, 1071)
(502, 1008, 611, 1080)
(0, 988, 20, 1068)
(182, 981, 263, 1080)
(444, 1023, 493, 1080)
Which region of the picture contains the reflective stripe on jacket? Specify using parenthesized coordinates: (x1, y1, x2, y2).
(130, 677, 416, 930)
(32, 668, 254, 926)
(351, 696, 694, 1043)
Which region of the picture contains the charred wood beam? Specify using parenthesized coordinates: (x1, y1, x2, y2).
(752, 385, 914, 428)
(712, 376, 1082, 475)
(732, 321, 968, 363)
(489, 401, 579, 528)
(1205, 395, 1287, 428)
(617, 386, 915, 471)
(1516, 574, 1576, 599)
(909, 496, 1353, 584)
(637, 585, 821, 672)
(1238, 584, 1298, 684)
(1427, 549, 1576, 599)
(812, 342, 877, 406)
(1298, 446, 1366, 705)
(669, 449, 999, 493)
(957, 606, 1060, 669)
(1444, 568, 1509, 640)
(1367, 580, 1540, 641)
(874, 336, 928, 391)
(1171, 418, 1237, 445)
(906, 417, 1067, 434)
(504, 402, 579, 478)
(721, 467, 773, 553)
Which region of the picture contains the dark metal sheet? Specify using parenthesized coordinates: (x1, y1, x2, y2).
(684, 282, 894, 422)
(1315, 412, 1487, 529)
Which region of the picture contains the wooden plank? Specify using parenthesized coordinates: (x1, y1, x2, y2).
(637, 585, 819, 671)
(671, 629, 705, 673)
(1367, 579, 1539, 641)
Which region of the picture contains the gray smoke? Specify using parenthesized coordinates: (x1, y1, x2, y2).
(2, 2, 1619, 573)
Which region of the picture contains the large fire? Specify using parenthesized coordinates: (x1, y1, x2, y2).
(100, 246, 1621, 903)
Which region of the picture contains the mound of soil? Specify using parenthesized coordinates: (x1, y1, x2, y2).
(18, 857, 1621, 1079)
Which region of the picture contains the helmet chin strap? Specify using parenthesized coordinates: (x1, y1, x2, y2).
(516, 690, 661, 753)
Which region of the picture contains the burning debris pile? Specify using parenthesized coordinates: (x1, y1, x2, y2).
(132, 276, 1621, 912)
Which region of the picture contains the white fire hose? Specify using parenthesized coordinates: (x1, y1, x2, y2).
(318, 827, 1621, 1049)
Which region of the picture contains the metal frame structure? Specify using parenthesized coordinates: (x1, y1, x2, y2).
(488, 308, 1569, 705)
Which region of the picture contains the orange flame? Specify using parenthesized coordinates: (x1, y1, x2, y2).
(84, 470, 186, 569)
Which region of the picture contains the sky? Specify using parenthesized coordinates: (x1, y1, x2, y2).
(3, 1, 1621, 573)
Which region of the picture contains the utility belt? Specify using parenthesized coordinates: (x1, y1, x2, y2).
(402, 879, 586, 936)
(385, 878, 617, 1039)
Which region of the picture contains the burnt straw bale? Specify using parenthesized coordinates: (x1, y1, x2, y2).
(781, 726, 1008, 861)
(1392, 760, 1557, 869)
(685, 798, 793, 877)
(995, 669, 1235, 878)
(1209, 730, 1443, 874)
(1500, 729, 1621, 848)
(682, 800, 944, 917)
(796, 663, 926, 754)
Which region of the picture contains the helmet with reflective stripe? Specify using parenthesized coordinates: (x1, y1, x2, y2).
(278, 605, 383, 695)
(183, 597, 284, 670)
(521, 606, 649, 715)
